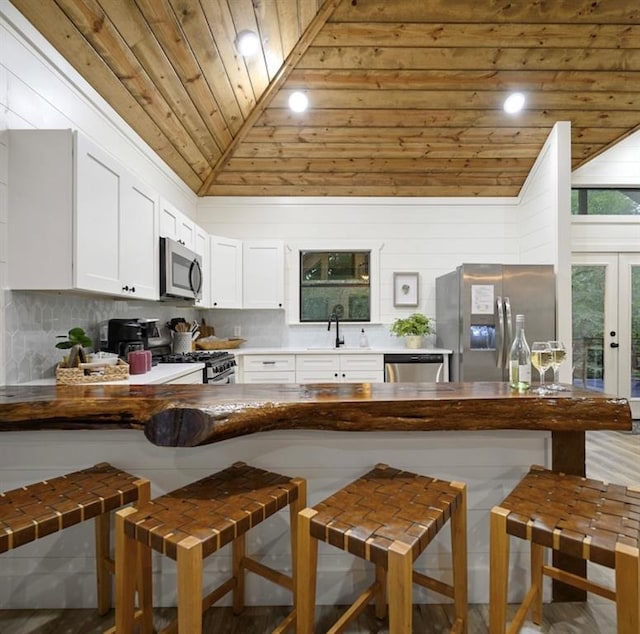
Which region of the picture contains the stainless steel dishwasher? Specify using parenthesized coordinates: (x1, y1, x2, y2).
(383, 353, 448, 382)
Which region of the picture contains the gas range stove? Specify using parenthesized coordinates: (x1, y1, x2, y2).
(156, 350, 236, 384)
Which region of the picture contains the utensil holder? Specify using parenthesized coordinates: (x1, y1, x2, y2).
(172, 332, 193, 354)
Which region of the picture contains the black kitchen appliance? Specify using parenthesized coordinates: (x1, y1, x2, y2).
(105, 318, 144, 358)
(156, 350, 236, 384)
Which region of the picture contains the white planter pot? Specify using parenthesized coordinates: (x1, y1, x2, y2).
(404, 335, 424, 349)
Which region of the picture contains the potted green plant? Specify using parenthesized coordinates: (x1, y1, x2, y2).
(390, 313, 433, 349)
(56, 327, 93, 367)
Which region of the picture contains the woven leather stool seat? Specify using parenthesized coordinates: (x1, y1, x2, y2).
(490, 464, 640, 634)
(115, 461, 306, 634)
(297, 463, 468, 633)
(0, 462, 149, 615)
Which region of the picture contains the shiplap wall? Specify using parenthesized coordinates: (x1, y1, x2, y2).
(197, 196, 521, 325)
(571, 129, 640, 254)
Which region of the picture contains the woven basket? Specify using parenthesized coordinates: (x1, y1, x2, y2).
(195, 338, 245, 350)
(56, 359, 129, 385)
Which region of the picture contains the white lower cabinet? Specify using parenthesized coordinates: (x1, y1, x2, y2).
(238, 353, 384, 384)
(296, 353, 384, 383)
(239, 354, 296, 384)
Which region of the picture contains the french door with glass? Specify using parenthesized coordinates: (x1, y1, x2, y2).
(571, 253, 640, 418)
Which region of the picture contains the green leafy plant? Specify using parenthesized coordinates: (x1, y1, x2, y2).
(390, 313, 433, 337)
(55, 327, 93, 350)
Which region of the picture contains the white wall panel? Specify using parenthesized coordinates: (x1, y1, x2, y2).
(198, 196, 520, 324)
(572, 129, 640, 186)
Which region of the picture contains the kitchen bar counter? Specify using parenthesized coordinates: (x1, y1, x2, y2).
(0, 382, 630, 607)
(0, 382, 630, 454)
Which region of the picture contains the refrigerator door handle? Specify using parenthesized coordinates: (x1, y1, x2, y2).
(496, 296, 505, 368)
(503, 296, 513, 368)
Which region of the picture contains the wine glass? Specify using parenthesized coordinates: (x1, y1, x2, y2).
(531, 341, 553, 394)
(548, 340, 568, 391)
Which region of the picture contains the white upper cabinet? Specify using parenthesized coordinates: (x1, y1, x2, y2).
(74, 133, 125, 295)
(159, 197, 194, 249)
(119, 174, 159, 300)
(243, 240, 285, 309)
(210, 235, 243, 308)
(9, 129, 159, 299)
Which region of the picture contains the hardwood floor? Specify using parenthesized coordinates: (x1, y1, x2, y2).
(1, 430, 637, 633)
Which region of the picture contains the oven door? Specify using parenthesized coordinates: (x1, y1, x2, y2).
(205, 367, 236, 384)
(160, 237, 203, 301)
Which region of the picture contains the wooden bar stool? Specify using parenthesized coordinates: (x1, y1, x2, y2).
(0, 462, 150, 615)
(115, 461, 306, 634)
(296, 463, 468, 634)
(490, 464, 640, 634)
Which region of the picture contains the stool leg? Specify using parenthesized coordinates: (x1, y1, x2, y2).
(296, 508, 318, 634)
(95, 510, 111, 615)
(289, 479, 307, 613)
(530, 542, 544, 625)
(450, 482, 468, 634)
(615, 543, 640, 634)
(177, 536, 204, 634)
(115, 507, 139, 633)
(232, 533, 246, 615)
(135, 481, 153, 634)
(489, 506, 511, 634)
(387, 540, 412, 634)
(375, 565, 387, 619)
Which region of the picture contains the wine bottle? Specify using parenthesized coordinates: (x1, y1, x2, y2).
(509, 314, 531, 390)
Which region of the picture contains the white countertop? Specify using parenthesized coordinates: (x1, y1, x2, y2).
(20, 363, 206, 386)
(233, 347, 452, 355)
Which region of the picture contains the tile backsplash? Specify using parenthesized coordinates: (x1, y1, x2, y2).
(3, 290, 200, 383)
(3, 291, 409, 384)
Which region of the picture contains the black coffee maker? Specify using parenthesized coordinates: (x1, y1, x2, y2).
(106, 319, 145, 358)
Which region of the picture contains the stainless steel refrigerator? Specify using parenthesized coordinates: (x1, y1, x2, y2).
(435, 264, 556, 381)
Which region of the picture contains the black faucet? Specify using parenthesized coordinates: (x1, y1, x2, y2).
(328, 312, 344, 348)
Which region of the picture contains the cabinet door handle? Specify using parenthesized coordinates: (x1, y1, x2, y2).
(262, 361, 276, 365)
(610, 342, 619, 348)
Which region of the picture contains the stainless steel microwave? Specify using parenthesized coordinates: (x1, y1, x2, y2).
(159, 237, 203, 301)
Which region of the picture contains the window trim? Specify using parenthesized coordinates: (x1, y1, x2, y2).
(287, 240, 382, 325)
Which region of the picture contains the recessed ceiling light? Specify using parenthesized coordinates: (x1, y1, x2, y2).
(288, 91, 309, 113)
(235, 30, 260, 57)
(503, 92, 526, 114)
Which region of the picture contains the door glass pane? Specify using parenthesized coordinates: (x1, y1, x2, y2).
(631, 266, 640, 398)
(571, 265, 605, 391)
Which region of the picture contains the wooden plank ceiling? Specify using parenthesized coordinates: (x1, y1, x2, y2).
(10, 0, 640, 197)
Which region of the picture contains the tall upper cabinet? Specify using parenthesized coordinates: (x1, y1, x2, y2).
(210, 235, 243, 308)
(243, 240, 285, 309)
(9, 129, 158, 300)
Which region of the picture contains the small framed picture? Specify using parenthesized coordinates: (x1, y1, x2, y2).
(393, 272, 419, 307)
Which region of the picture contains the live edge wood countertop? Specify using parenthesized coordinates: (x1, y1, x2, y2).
(0, 381, 630, 449)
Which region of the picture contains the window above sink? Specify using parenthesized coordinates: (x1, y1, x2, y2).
(288, 241, 382, 325)
(300, 250, 371, 322)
